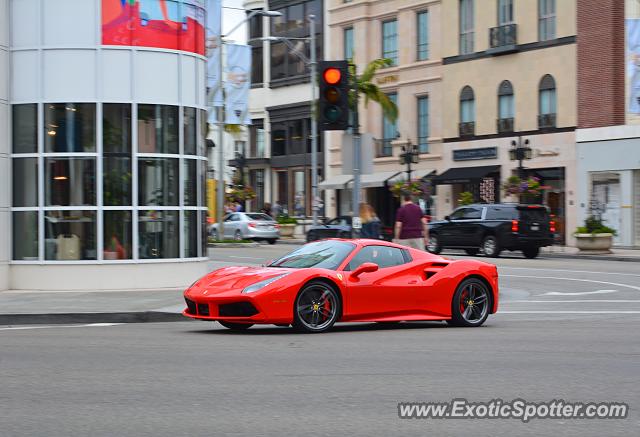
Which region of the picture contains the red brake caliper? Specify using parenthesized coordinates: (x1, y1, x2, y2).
(460, 289, 468, 314)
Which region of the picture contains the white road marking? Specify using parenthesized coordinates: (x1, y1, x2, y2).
(500, 266, 640, 278)
(0, 323, 123, 331)
(501, 275, 640, 292)
(542, 290, 619, 296)
(504, 300, 640, 303)
(499, 311, 640, 314)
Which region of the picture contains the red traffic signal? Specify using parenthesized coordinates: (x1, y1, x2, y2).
(323, 67, 342, 85)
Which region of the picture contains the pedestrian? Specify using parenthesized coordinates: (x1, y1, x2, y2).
(261, 202, 273, 217)
(394, 195, 429, 250)
(272, 200, 283, 218)
(360, 203, 381, 239)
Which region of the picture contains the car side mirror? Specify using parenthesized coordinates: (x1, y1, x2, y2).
(352, 262, 379, 279)
(445, 215, 451, 221)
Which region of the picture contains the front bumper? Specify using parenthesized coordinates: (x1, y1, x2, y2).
(183, 292, 291, 325)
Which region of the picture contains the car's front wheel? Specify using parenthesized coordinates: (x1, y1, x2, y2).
(293, 281, 341, 333)
(447, 278, 491, 327)
(210, 229, 219, 240)
(234, 230, 243, 241)
(427, 234, 442, 254)
(218, 321, 253, 330)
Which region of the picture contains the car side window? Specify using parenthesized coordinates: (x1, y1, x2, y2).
(347, 246, 408, 271)
(486, 207, 516, 220)
(449, 208, 467, 220)
(224, 214, 234, 222)
(227, 214, 239, 222)
(463, 207, 482, 220)
(326, 218, 338, 225)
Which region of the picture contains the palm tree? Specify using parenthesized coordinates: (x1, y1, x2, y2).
(348, 58, 399, 126)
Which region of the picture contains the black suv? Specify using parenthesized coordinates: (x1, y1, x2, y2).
(427, 203, 555, 259)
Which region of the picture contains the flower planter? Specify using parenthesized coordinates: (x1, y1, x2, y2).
(574, 233, 613, 254)
(279, 224, 296, 238)
(103, 250, 119, 260)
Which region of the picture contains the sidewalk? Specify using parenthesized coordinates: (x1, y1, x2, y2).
(540, 245, 640, 262)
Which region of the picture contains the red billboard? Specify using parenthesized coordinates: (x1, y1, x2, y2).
(102, 0, 205, 55)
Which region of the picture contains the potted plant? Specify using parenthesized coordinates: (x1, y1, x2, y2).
(502, 175, 549, 204)
(104, 235, 119, 260)
(389, 179, 424, 199)
(458, 191, 474, 206)
(277, 214, 298, 238)
(574, 216, 617, 253)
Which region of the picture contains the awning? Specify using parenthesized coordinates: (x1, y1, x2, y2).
(355, 171, 401, 188)
(318, 174, 353, 190)
(388, 168, 436, 184)
(432, 165, 501, 185)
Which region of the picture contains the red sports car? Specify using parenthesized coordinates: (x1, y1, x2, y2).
(183, 239, 499, 333)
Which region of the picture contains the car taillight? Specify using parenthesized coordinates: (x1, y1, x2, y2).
(550, 220, 556, 233)
(274, 224, 280, 229)
(248, 222, 257, 228)
(511, 220, 519, 232)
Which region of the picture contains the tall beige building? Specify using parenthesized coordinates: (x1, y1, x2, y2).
(324, 0, 577, 245)
(323, 0, 443, 230)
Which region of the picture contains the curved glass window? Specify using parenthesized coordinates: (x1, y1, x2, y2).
(45, 158, 96, 206)
(138, 158, 179, 206)
(13, 158, 38, 207)
(44, 211, 97, 260)
(12, 104, 37, 154)
(44, 103, 96, 153)
(138, 104, 179, 154)
(139, 210, 179, 259)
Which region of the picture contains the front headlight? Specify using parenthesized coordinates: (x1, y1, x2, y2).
(242, 273, 290, 294)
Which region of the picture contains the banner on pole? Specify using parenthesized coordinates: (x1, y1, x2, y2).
(206, 0, 223, 113)
(224, 44, 252, 125)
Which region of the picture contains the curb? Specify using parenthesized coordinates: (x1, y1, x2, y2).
(541, 253, 640, 263)
(0, 311, 189, 326)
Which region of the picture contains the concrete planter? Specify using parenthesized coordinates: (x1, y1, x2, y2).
(279, 224, 296, 238)
(574, 233, 614, 254)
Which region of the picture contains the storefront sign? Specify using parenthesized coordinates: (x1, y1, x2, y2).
(376, 75, 398, 85)
(453, 147, 497, 161)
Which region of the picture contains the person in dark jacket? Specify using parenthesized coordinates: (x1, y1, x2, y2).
(360, 203, 381, 239)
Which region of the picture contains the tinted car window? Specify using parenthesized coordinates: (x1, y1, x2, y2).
(462, 207, 482, 220)
(347, 245, 408, 271)
(224, 214, 235, 222)
(246, 213, 273, 221)
(449, 208, 467, 220)
(327, 217, 349, 226)
(519, 207, 549, 222)
(268, 241, 355, 270)
(485, 206, 517, 220)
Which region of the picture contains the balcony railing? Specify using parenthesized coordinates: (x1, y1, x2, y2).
(497, 117, 514, 134)
(538, 113, 557, 129)
(459, 121, 475, 137)
(375, 138, 394, 157)
(488, 24, 518, 54)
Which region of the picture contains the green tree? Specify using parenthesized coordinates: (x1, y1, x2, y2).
(348, 58, 399, 125)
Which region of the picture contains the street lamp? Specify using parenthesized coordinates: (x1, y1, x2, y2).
(213, 9, 281, 237)
(399, 139, 419, 180)
(257, 14, 319, 226)
(509, 137, 532, 178)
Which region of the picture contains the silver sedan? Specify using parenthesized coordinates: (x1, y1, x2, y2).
(209, 212, 280, 244)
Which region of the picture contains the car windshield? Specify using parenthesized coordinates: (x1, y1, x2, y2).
(245, 213, 273, 221)
(268, 240, 355, 270)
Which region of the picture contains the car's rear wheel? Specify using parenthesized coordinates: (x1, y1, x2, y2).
(522, 246, 540, 259)
(447, 278, 491, 327)
(267, 239, 277, 245)
(464, 248, 479, 256)
(293, 281, 341, 333)
(427, 234, 442, 254)
(218, 321, 253, 330)
(234, 230, 243, 241)
(482, 235, 501, 257)
(306, 231, 317, 242)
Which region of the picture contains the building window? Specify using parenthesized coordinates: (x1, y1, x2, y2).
(344, 27, 354, 60)
(497, 80, 514, 133)
(380, 93, 398, 157)
(249, 169, 265, 211)
(417, 11, 429, 61)
(45, 103, 96, 153)
(539, 0, 556, 41)
(249, 121, 265, 158)
(459, 86, 475, 137)
(498, 0, 514, 25)
(270, 0, 323, 85)
(248, 9, 264, 86)
(417, 96, 429, 153)
(11, 103, 206, 262)
(382, 19, 398, 66)
(459, 0, 474, 55)
(12, 104, 37, 153)
(539, 74, 557, 128)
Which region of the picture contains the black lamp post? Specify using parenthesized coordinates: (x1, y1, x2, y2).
(399, 139, 419, 180)
(509, 137, 532, 178)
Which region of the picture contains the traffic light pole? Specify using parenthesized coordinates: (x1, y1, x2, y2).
(351, 68, 361, 237)
(309, 15, 319, 227)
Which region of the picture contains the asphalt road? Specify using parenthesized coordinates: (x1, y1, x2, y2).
(1, 246, 639, 436)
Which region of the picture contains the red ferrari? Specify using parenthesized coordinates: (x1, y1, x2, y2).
(183, 239, 499, 333)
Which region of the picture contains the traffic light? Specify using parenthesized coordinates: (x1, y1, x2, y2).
(318, 61, 350, 131)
